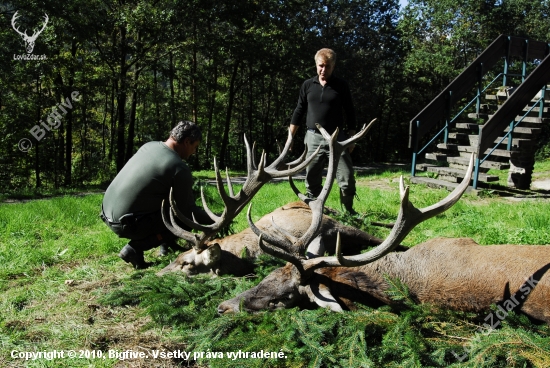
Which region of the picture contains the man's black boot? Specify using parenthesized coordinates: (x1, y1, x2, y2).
(158, 239, 185, 256)
(119, 244, 150, 269)
(340, 192, 359, 216)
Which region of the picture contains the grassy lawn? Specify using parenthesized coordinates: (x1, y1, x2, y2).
(1, 166, 550, 367)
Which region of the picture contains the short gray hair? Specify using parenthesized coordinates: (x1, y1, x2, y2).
(314, 48, 337, 66)
(170, 121, 202, 143)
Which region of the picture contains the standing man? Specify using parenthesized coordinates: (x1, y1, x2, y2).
(101, 121, 212, 269)
(290, 48, 359, 214)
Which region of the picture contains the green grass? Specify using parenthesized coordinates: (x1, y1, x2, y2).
(1, 171, 550, 367)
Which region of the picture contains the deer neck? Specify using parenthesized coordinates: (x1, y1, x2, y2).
(314, 251, 409, 308)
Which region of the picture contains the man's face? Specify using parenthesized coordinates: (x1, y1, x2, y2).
(316, 58, 334, 80)
(179, 138, 200, 159)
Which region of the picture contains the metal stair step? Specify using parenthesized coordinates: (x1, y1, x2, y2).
(485, 94, 508, 101)
(425, 152, 448, 161)
(437, 143, 516, 158)
(467, 113, 546, 124)
(503, 126, 542, 135)
(409, 176, 478, 193)
(455, 123, 480, 130)
(523, 106, 549, 113)
(446, 156, 510, 170)
(485, 93, 550, 102)
(448, 133, 533, 148)
(415, 163, 437, 172)
(426, 166, 500, 182)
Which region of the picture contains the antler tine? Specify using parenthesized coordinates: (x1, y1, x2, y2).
(170, 188, 212, 232)
(288, 175, 309, 202)
(269, 215, 300, 244)
(258, 234, 306, 271)
(225, 167, 235, 197)
(249, 126, 343, 268)
(340, 118, 377, 146)
(302, 153, 475, 272)
(245, 134, 255, 176)
(252, 141, 258, 170)
(213, 157, 232, 207)
(11, 11, 27, 37)
(199, 186, 221, 223)
(267, 144, 321, 178)
(162, 198, 201, 246)
(285, 147, 308, 167)
(32, 13, 48, 38)
(247, 204, 298, 256)
(266, 127, 293, 170)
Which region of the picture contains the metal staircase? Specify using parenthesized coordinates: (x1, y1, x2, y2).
(409, 35, 550, 190)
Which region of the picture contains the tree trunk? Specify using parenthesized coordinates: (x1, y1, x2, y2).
(206, 61, 218, 164)
(125, 67, 141, 162)
(64, 40, 77, 185)
(116, 26, 128, 172)
(219, 61, 240, 168)
(169, 52, 176, 127)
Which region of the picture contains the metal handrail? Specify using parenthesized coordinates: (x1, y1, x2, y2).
(416, 72, 517, 156)
(478, 96, 544, 165)
(410, 35, 550, 186)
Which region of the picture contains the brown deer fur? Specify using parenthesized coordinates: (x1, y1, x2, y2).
(158, 201, 386, 276)
(218, 237, 550, 324)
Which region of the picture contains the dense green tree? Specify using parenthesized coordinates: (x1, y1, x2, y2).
(1, 0, 549, 191)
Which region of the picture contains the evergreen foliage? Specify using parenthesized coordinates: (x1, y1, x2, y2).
(100, 256, 550, 367)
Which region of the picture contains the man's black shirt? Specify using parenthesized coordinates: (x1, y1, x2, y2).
(290, 75, 356, 134)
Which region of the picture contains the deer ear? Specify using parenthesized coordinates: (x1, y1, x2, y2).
(303, 280, 343, 312)
(202, 243, 222, 268)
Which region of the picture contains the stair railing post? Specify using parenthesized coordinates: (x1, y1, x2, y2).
(411, 120, 420, 177)
(539, 85, 546, 119)
(444, 91, 452, 144)
(507, 120, 514, 151)
(522, 39, 529, 82)
(473, 156, 481, 189)
(473, 125, 481, 189)
(476, 63, 483, 115)
(503, 36, 511, 86)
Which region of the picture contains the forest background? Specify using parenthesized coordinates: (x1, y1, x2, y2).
(1, 0, 550, 191)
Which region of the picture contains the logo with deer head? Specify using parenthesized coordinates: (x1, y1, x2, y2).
(11, 11, 49, 54)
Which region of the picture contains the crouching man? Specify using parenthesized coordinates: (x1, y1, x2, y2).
(100, 121, 212, 269)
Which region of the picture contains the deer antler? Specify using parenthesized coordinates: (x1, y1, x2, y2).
(11, 12, 48, 40)
(300, 153, 474, 275)
(248, 118, 473, 278)
(29, 13, 48, 41)
(11, 11, 27, 38)
(162, 127, 321, 252)
(247, 119, 378, 273)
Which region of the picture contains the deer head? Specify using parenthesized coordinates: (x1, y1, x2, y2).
(11, 11, 48, 54)
(160, 128, 322, 275)
(217, 124, 474, 314)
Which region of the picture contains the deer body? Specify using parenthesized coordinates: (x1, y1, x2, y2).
(158, 201, 384, 276)
(219, 238, 550, 323)
(318, 238, 550, 322)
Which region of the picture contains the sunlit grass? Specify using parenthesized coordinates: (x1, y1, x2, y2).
(1, 167, 550, 367)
